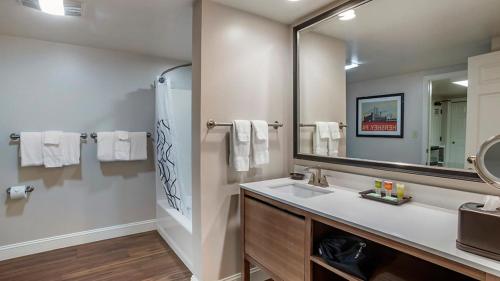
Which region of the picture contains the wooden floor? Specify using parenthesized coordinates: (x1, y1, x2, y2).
(0, 231, 192, 281)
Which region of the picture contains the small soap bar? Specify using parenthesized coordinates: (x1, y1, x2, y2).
(367, 193, 381, 198)
(383, 196, 398, 202)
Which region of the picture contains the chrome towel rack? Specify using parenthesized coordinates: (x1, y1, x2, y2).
(10, 133, 88, 141)
(299, 122, 347, 129)
(206, 119, 283, 130)
(90, 132, 152, 140)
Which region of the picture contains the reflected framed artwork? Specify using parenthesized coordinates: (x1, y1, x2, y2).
(356, 93, 404, 138)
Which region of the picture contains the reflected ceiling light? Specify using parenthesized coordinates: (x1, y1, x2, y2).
(287, 0, 301, 2)
(39, 0, 65, 16)
(345, 63, 359, 70)
(453, 80, 469, 87)
(338, 9, 356, 21)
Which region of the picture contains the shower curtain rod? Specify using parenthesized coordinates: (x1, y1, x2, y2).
(158, 63, 192, 83)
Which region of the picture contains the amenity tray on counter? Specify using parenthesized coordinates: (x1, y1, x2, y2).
(359, 189, 412, 206)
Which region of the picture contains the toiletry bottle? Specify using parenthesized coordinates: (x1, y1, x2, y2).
(375, 179, 383, 196)
(396, 183, 405, 200)
(384, 181, 393, 197)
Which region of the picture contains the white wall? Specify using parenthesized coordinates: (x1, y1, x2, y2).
(0, 35, 179, 247)
(193, 1, 291, 280)
(346, 64, 466, 164)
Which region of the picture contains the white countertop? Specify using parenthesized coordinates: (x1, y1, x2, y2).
(241, 178, 500, 277)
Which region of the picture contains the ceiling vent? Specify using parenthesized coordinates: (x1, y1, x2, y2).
(19, 0, 84, 16)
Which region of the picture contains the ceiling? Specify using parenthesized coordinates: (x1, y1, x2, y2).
(432, 79, 467, 100)
(0, 0, 193, 61)
(212, 0, 334, 24)
(307, 0, 500, 82)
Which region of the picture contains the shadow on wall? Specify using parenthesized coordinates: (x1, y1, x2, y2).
(218, 193, 241, 278)
(18, 163, 82, 188)
(4, 194, 32, 217)
(100, 144, 155, 178)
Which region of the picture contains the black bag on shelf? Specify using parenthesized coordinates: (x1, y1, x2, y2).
(318, 235, 374, 280)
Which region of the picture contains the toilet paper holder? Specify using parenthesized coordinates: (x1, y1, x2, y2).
(6, 185, 35, 195)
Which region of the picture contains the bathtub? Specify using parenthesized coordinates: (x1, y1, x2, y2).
(156, 199, 193, 272)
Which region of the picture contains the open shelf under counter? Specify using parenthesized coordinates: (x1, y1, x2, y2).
(240, 181, 500, 281)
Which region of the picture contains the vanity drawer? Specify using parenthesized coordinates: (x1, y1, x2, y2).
(244, 197, 306, 281)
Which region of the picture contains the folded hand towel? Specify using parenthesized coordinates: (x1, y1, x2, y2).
(20, 132, 43, 167)
(42, 131, 63, 168)
(97, 132, 115, 162)
(313, 122, 329, 156)
(234, 120, 251, 142)
(114, 131, 131, 161)
(250, 120, 269, 167)
(43, 131, 62, 145)
(327, 122, 341, 157)
(230, 120, 251, 171)
(61, 133, 81, 166)
(316, 122, 330, 139)
(116, 131, 129, 141)
(328, 122, 341, 140)
(130, 132, 147, 161)
(328, 139, 339, 157)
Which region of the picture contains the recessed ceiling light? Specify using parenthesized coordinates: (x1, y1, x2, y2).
(345, 63, 359, 70)
(338, 9, 356, 21)
(453, 80, 469, 87)
(39, 0, 65, 16)
(287, 0, 301, 2)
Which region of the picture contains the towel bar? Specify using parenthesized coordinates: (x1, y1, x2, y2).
(206, 119, 283, 130)
(90, 132, 152, 140)
(10, 133, 88, 141)
(299, 122, 347, 129)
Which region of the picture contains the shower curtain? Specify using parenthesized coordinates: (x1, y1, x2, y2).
(155, 77, 186, 215)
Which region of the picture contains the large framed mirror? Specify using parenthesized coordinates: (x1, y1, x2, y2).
(293, 0, 500, 181)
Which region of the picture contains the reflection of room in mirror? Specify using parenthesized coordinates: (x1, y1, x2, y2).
(484, 143, 500, 179)
(428, 74, 468, 169)
(296, 0, 500, 172)
(298, 30, 346, 157)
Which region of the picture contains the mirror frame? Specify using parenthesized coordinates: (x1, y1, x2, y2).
(292, 0, 482, 182)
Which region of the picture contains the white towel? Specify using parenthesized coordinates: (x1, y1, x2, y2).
(42, 131, 63, 168)
(43, 131, 62, 145)
(316, 122, 330, 139)
(97, 132, 115, 162)
(61, 133, 81, 166)
(230, 120, 251, 171)
(116, 131, 129, 141)
(20, 132, 43, 167)
(250, 120, 269, 167)
(313, 122, 328, 156)
(327, 122, 341, 157)
(130, 132, 147, 161)
(328, 122, 341, 140)
(114, 131, 131, 161)
(234, 120, 250, 142)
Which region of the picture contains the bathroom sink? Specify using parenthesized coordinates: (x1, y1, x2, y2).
(267, 182, 333, 199)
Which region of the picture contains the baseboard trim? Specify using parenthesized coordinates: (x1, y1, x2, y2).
(156, 223, 194, 272)
(219, 267, 268, 281)
(0, 219, 156, 261)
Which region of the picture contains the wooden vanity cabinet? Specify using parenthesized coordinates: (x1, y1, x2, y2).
(243, 196, 306, 281)
(241, 189, 499, 281)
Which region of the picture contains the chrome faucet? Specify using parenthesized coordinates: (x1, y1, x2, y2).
(306, 166, 329, 187)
